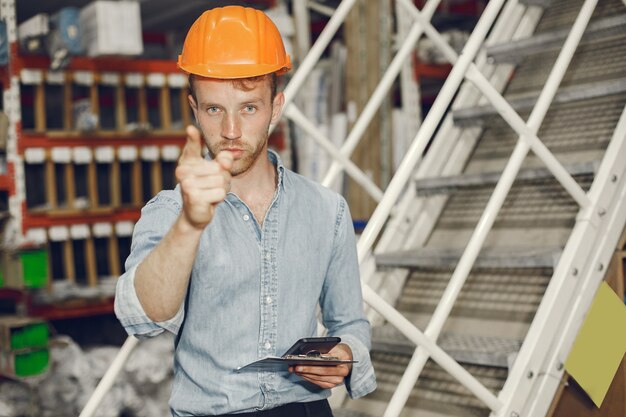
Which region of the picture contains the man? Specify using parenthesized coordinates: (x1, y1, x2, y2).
(115, 5, 376, 417)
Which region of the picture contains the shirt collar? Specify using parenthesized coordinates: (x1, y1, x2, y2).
(267, 148, 286, 191)
(207, 148, 286, 192)
(223, 149, 286, 206)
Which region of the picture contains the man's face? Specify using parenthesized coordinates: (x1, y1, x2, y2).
(188, 76, 283, 176)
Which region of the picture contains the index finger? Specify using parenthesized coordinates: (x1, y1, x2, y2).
(180, 125, 204, 162)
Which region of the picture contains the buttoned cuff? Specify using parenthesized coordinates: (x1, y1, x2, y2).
(114, 264, 184, 337)
(339, 334, 377, 398)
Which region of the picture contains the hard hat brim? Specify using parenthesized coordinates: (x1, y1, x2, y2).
(178, 57, 292, 79)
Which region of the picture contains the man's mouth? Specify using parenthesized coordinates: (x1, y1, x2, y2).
(224, 148, 245, 157)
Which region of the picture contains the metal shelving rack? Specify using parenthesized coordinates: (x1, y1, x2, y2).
(0, 0, 192, 318)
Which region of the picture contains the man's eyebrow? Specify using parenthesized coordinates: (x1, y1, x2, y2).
(198, 97, 265, 107)
(242, 97, 265, 105)
(198, 101, 221, 108)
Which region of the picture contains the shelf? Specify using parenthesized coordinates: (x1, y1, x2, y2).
(414, 0, 483, 29)
(414, 0, 483, 16)
(28, 297, 115, 321)
(1, 53, 182, 88)
(0, 163, 15, 195)
(414, 61, 452, 80)
(23, 207, 141, 230)
(0, 174, 11, 192)
(12, 55, 181, 74)
(18, 131, 185, 151)
(0, 288, 31, 304)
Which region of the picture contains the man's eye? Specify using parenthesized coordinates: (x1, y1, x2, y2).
(244, 105, 256, 113)
(207, 107, 219, 114)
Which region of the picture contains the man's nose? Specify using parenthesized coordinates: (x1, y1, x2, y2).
(221, 113, 242, 140)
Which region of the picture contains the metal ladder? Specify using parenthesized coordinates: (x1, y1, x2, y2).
(78, 1, 626, 416)
(335, 0, 626, 416)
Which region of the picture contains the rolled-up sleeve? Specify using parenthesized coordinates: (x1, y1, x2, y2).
(114, 192, 185, 338)
(320, 196, 377, 399)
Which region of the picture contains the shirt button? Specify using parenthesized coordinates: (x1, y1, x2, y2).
(265, 253, 271, 260)
(264, 341, 271, 350)
(266, 296, 272, 304)
(243, 214, 250, 221)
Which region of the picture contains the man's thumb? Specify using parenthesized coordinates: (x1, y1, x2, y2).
(216, 151, 234, 171)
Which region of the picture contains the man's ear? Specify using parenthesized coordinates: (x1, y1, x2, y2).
(188, 94, 199, 122)
(270, 92, 285, 125)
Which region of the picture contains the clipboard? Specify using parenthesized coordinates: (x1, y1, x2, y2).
(235, 336, 357, 372)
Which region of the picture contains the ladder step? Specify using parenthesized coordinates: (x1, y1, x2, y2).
(486, 14, 626, 64)
(368, 351, 508, 416)
(452, 78, 626, 127)
(372, 325, 521, 368)
(397, 268, 553, 323)
(434, 174, 592, 229)
(376, 246, 562, 270)
(468, 93, 625, 164)
(414, 160, 597, 196)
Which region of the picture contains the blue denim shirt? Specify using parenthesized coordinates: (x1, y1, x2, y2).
(114, 150, 376, 416)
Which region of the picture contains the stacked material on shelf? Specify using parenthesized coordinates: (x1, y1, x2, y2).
(0, 333, 174, 417)
(0, 316, 49, 379)
(79, 1, 143, 57)
(0, 248, 48, 289)
(0, 381, 33, 417)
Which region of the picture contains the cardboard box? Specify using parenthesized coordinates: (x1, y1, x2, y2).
(0, 316, 49, 378)
(0, 316, 49, 352)
(0, 248, 49, 289)
(17, 13, 49, 55)
(0, 348, 49, 378)
(79, 1, 143, 56)
(18, 13, 49, 40)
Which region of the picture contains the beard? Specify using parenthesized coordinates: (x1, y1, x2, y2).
(207, 136, 267, 177)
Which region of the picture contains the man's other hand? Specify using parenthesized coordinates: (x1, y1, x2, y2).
(289, 343, 353, 389)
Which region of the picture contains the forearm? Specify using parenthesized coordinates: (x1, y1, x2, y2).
(135, 214, 203, 322)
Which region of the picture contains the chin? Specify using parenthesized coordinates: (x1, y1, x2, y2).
(231, 160, 253, 176)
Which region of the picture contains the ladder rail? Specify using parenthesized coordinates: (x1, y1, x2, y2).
(357, 0, 507, 260)
(397, 0, 591, 208)
(279, 0, 357, 111)
(78, 336, 140, 417)
(358, 0, 512, 413)
(366, 1, 539, 415)
(276, 0, 435, 203)
(360, 0, 599, 416)
(284, 104, 384, 201)
(380, 1, 542, 280)
(282, 0, 444, 202)
(367, 0, 531, 286)
(362, 283, 504, 412)
(497, 104, 626, 417)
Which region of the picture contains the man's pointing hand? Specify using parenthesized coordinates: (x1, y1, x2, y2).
(176, 125, 233, 230)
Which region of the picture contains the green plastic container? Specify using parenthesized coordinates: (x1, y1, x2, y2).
(20, 250, 48, 289)
(13, 349, 49, 377)
(10, 322, 49, 350)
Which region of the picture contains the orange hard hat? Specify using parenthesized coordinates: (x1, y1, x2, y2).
(178, 6, 292, 79)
